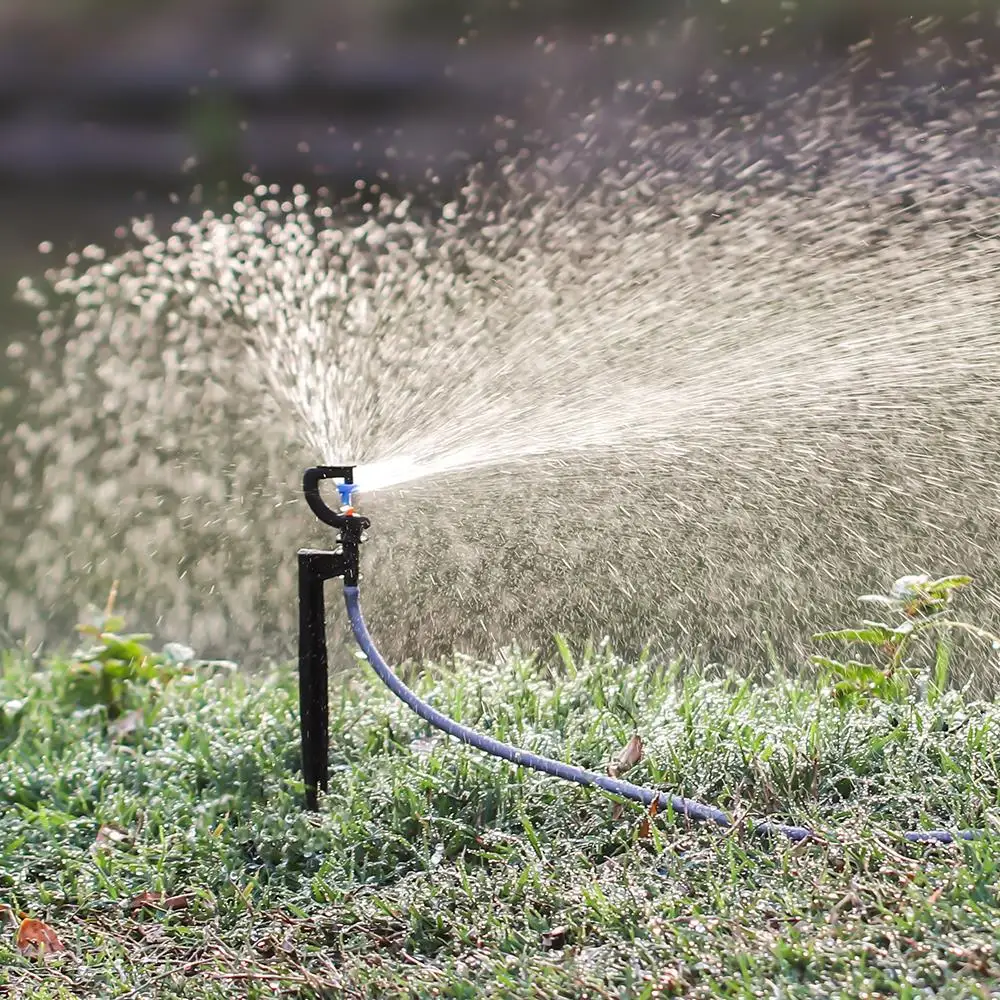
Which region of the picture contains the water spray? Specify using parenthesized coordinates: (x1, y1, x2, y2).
(297, 466, 980, 846)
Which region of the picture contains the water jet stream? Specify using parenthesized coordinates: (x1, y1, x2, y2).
(3, 71, 1000, 667)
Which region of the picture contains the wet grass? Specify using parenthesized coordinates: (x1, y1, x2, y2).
(2, 637, 1000, 997)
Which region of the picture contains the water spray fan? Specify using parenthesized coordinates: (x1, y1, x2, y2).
(297, 466, 979, 845)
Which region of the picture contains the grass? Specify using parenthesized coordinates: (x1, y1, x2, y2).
(2, 629, 1000, 998)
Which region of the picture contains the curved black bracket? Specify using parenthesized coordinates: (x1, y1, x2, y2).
(303, 466, 370, 532)
(298, 466, 370, 808)
(302, 466, 370, 588)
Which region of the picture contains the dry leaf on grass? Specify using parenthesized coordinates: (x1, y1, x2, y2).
(127, 890, 164, 912)
(638, 797, 660, 839)
(15, 917, 66, 956)
(609, 733, 645, 821)
(109, 709, 145, 739)
(127, 890, 193, 913)
(540, 925, 568, 950)
(608, 734, 644, 778)
(94, 824, 132, 850)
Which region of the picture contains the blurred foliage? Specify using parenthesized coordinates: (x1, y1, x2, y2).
(812, 574, 1000, 709)
(53, 584, 236, 727)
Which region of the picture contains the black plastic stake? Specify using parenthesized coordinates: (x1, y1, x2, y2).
(299, 549, 338, 810)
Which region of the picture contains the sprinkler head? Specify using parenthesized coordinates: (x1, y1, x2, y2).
(303, 466, 371, 536)
(302, 466, 370, 587)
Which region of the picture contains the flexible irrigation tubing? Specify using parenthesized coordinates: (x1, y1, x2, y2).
(344, 585, 982, 846)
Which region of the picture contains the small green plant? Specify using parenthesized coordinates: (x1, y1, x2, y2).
(811, 573, 1000, 706)
(64, 582, 230, 721)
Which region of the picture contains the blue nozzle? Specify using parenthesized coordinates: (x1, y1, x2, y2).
(336, 482, 358, 507)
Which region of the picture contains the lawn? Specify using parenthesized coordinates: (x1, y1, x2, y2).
(2, 590, 1000, 998)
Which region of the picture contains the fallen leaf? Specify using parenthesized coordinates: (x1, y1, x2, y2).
(127, 890, 193, 913)
(253, 934, 277, 957)
(827, 884, 861, 925)
(16, 917, 66, 956)
(947, 944, 993, 975)
(109, 709, 145, 739)
(608, 733, 644, 778)
(541, 925, 568, 950)
(928, 886, 944, 904)
(653, 967, 685, 994)
(611, 802, 625, 822)
(95, 824, 131, 850)
(127, 891, 164, 912)
(638, 797, 660, 839)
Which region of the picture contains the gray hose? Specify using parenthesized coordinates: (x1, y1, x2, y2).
(344, 585, 981, 845)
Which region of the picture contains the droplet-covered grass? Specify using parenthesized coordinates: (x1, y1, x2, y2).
(2, 635, 1000, 997)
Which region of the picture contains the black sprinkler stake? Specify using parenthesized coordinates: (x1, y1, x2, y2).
(297, 467, 369, 809)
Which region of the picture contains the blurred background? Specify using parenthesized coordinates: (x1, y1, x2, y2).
(1, 0, 993, 412)
(0, 0, 990, 238)
(0, 0, 996, 657)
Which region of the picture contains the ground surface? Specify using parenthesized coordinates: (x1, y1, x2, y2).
(1, 634, 999, 998)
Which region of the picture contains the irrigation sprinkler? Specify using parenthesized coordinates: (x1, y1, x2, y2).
(297, 466, 369, 810)
(296, 466, 980, 844)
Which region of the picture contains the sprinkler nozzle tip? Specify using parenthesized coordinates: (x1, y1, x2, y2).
(336, 482, 358, 506)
